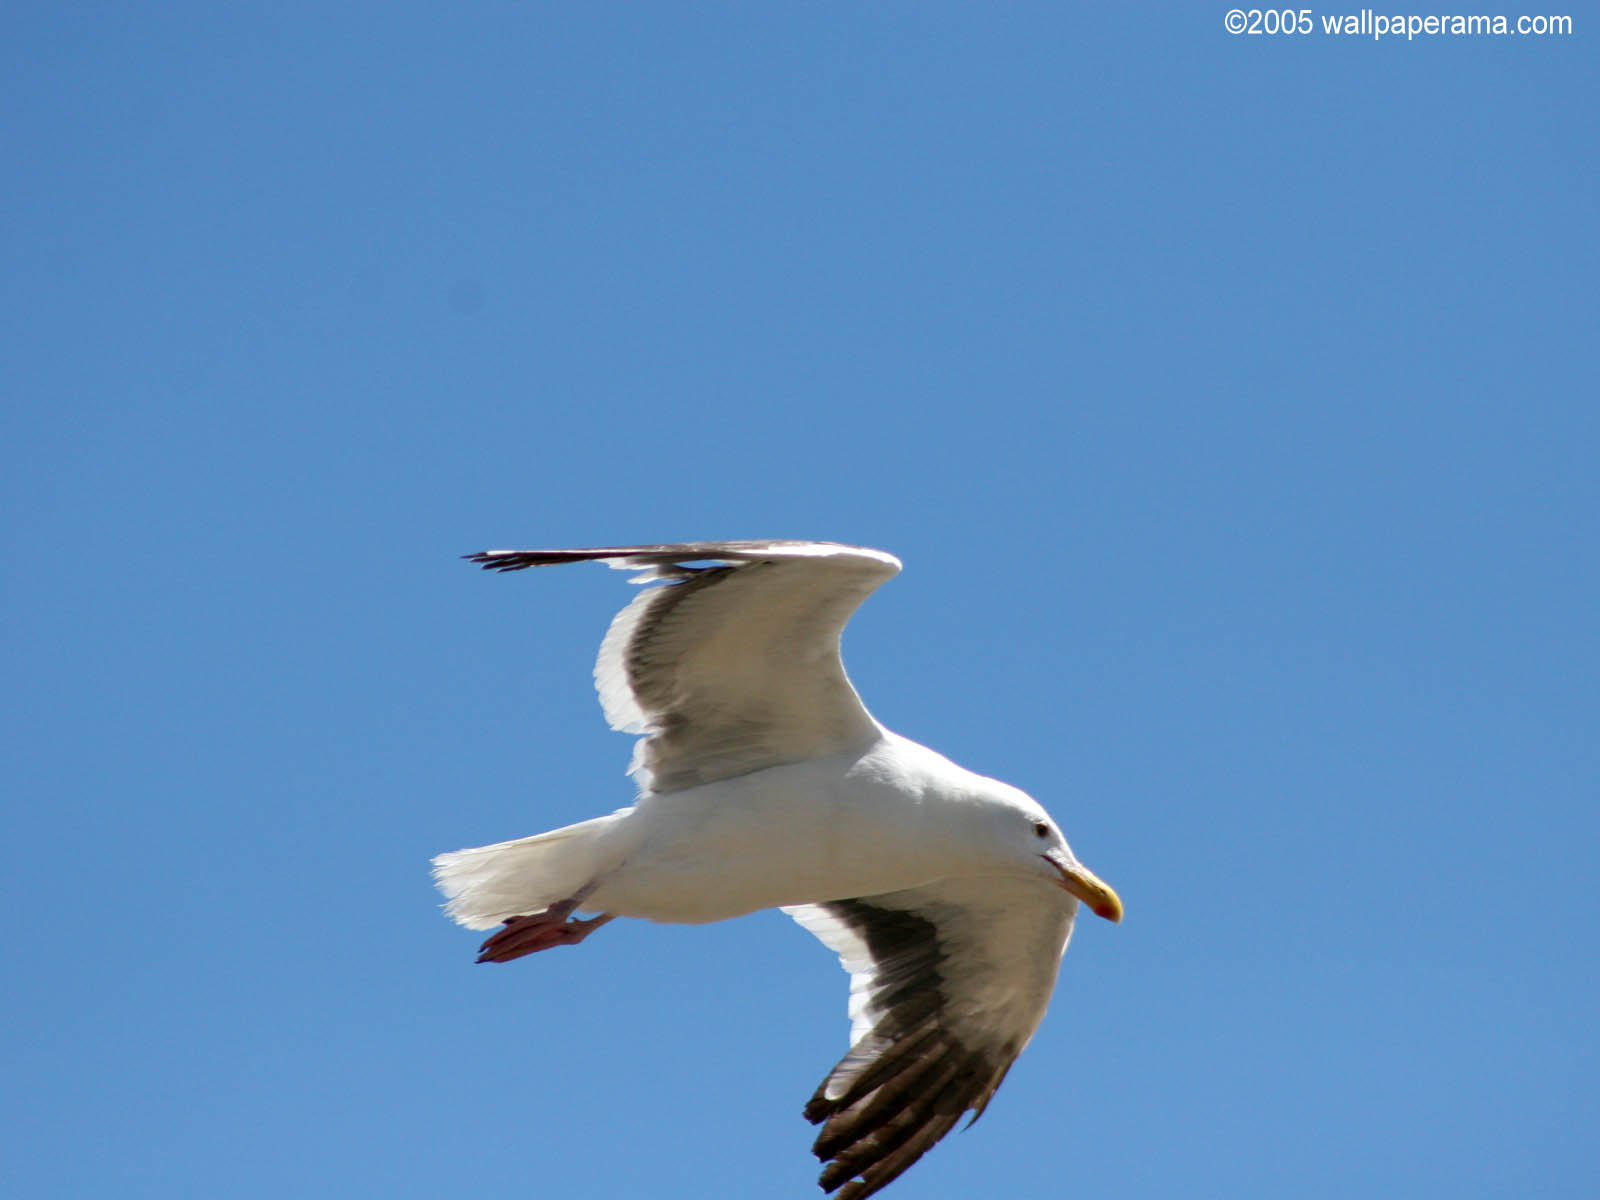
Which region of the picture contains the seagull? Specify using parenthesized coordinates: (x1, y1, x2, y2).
(433, 541, 1122, 1200)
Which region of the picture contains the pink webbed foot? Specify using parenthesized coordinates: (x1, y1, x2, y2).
(476, 901, 617, 964)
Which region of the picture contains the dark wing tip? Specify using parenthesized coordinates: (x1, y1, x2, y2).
(462, 550, 619, 572)
(460, 541, 892, 575)
(806, 1032, 1007, 1200)
(462, 551, 541, 572)
(461, 545, 748, 574)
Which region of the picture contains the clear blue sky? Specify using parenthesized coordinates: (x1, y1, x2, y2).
(6, 5, 1595, 1198)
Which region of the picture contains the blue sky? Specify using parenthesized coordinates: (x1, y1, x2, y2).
(5, 4, 1595, 1197)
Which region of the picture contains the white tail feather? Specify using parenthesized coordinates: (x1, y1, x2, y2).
(432, 814, 619, 930)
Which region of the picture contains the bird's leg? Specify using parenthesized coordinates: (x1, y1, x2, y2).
(476, 886, 617, 963)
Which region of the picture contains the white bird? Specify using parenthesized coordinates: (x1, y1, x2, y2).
(433, 541, 1122, 1200)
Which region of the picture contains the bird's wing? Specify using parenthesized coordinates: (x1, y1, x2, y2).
(464, 541, 902, 792)
(784, 876, 1076, 1200)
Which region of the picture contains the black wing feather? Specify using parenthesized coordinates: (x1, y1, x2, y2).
(802, 900, 1020, 1200)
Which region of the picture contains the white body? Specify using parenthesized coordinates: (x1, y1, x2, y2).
(436, 731, 1050, 928)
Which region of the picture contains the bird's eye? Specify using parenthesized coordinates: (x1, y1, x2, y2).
(1032, 821, 1051, 839)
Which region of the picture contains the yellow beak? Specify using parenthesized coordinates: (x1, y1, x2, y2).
(1046, 854, 1124, 923)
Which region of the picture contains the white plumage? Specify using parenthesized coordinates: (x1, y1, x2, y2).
(433, 540, 1121, 1200)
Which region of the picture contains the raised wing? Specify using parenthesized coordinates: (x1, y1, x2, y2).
(464, 541, 902, 792)
(784, 877, 1076, 1200)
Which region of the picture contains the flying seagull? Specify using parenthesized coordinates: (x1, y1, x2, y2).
(433, 541, 1122, 1200)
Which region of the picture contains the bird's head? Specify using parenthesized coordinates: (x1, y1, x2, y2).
(984, 790, 1123, 923)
